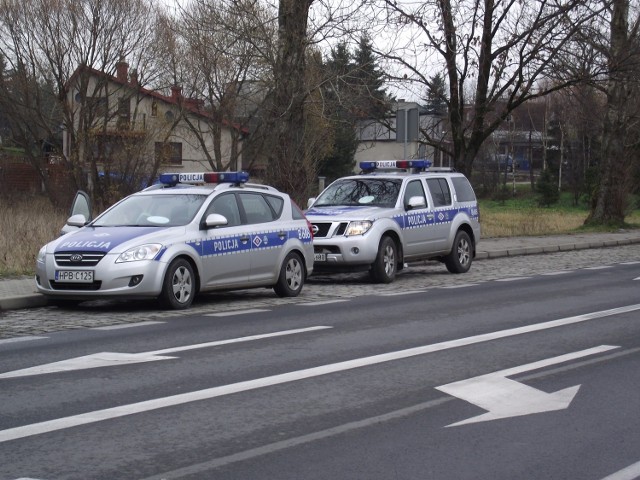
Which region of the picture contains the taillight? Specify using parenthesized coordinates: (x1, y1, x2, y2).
(306, 219, 314, 239)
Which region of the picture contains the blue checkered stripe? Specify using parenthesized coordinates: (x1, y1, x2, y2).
(393, 206, 479, 230)
(188, 227, 311, 258)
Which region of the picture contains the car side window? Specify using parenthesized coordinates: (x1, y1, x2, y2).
(206, 193, 241, 227)
(426, 178, 452, 207)
(265, 194, 284, 218)
(451, 177, 477, 202)
(239, 192, 276, 224)
(403, 179, 427, 209)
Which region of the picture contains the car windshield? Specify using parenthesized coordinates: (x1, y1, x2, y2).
(314, 178, 402, 208)
(93, 194, 207, 227)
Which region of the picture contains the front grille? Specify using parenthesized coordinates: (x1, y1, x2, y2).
(312, 223, 332, 238)
(50, 280, 102, 291)
(55, 251, 106, 267)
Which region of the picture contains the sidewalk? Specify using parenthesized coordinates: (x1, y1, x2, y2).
(2, 230, 640, 311)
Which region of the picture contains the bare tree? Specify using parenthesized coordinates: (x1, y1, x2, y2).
(586, 0, 640, 226)
(0, 0, 162, 206)
(361, 0, 611, 177)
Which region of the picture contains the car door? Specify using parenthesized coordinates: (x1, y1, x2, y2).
(425, 177, 456, 252)
(237, 192, 287, 283)
(197, 192, 252, 288)
(401, 178, 437, 257)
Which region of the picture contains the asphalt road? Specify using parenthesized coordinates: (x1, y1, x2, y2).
(1, 246, 640, 480)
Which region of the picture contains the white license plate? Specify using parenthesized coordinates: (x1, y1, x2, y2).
(314, 253, 327, 262)
(55, 270, 94, 283)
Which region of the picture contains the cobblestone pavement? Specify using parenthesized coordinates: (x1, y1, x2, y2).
(1, 243, 639, 339)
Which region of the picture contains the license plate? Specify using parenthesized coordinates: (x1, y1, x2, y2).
(314, 253, 327, 262)
(55, 270, 94, 283)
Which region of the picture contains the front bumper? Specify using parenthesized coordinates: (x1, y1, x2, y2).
(35, 253, 167, 299)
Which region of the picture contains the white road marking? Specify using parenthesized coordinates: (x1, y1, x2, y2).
(0, 304, 638, 443)
(437, 345, 618, 427)
(585, 266, 613, 270)
(298, 300, 349, 306)
(92, 321, 164, 330)
(0, 326, 332, 379)
(0, 336, 47, 345)
(206, 309, 269, 317)
(439, 284, 478, 289)
(495, 277, 530, 282)
(379, 290, 427, 296)
(542, 271, 572, 276)
(600, 460, 640, 480)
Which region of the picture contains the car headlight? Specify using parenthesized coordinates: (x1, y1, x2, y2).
(36, 246, 47, 264)
(345, 221, 373, 236)
(116, 244, 162, 263)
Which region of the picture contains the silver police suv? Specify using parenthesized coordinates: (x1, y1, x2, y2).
(305, 160, 480, 282)
(36, 172, 314, 309)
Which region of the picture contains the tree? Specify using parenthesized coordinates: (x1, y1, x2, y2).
(424, 73, 448, 115)
(0, 0, 164, 207)
(261, 0, 315, 204)
(586, 0, 640, 227)
(365, 0, 611, 177)
(352, 33, 389, 120)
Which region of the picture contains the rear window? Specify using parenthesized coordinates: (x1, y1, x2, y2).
(451, 177, 477, 203)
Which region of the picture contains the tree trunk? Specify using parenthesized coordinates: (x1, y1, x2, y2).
(586, 0, 631, 227)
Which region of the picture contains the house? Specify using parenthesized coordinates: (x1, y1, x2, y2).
(354, 101, 448, 170)
(63, 61, 243, 178)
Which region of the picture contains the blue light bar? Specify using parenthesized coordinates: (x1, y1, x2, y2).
(159, 171, 250, 186)
(359, 160, 432, 171)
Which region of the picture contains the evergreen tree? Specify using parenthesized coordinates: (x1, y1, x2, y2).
(425, 73, 448, 115)
(352, 34, 389, 120)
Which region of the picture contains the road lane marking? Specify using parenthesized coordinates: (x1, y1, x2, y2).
(0, 326, 332, 379)
(1, 304, 638, 443)
(601, 460, 640, 480)
(206, 309, 269, 317)
(437, 345, 618, 426)
(380, 290, 428, 296)
(0, 336, 47, 345)
(298, 300, 349, 306)
(92, 321, 164, 330)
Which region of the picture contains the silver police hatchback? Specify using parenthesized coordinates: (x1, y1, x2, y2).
(36, 172, 314, 309)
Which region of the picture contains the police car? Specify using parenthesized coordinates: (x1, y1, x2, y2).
(306, 160, 480, 282)
(35, 172, 314, 309)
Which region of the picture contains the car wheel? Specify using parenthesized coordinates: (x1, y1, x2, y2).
(370, 236, 397, 283)
(445, 230, 473, 274)
(160, 258, 195, 309)
(274, 252, 305, 297)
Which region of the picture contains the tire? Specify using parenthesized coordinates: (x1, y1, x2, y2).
(445, 230, 473, 274)
(160, 258, 195, 309)
(274, 252, 305, 297)
(370, 236, 398, 283)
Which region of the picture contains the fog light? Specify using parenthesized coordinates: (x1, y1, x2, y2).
(129, 275, 143, 287)
(351, 247, 360, 254)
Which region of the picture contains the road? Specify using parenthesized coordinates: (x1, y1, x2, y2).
(1, 246, 640, 479)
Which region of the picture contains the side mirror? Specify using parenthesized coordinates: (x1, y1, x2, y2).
(407, 196, 427, 210)
(203, 213, 228, 229)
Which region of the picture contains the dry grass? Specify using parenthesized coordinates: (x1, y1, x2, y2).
(481, 209, 588, 237)
(0, 194, 638, 277)
(0, 195, 66, 277)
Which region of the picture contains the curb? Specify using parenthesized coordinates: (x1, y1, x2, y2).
(0, 294, 48, 311)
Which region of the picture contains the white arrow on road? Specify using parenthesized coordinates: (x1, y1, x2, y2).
(437, 345, 619, 427)
(0, 326, 332, 379)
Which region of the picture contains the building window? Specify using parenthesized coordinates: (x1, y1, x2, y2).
(86, 97, 108, 118)
(155, 142, 182, 165)
(117, 97, 131, 129)
(151, 100, 158, 117)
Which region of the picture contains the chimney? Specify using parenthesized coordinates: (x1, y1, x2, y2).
(129, 69, 138, 86)
(171, 85, 182, 101)
(116, 60, 129, 83)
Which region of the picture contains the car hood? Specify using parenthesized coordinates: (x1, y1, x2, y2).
(305, 205, 391, 221)
(49, 226, 185, 254)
